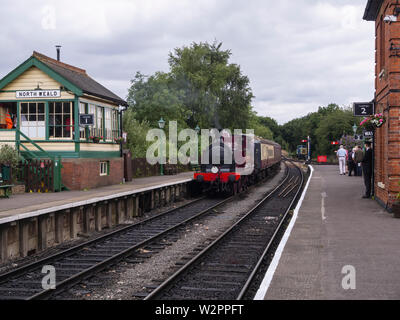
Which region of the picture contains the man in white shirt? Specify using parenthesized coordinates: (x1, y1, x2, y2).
(337, 145, 347, 175)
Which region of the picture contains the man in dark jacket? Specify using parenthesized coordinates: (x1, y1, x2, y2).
(354, 145, 364, 176)
(347, 148, 356, 176)
(361, 142, 373, 198)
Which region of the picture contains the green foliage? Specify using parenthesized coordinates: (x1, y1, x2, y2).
(123, 108, 153, 158)
(0, 144, 20, 170)
(127, 71, 187, 130)
(279, 103, 360, 157)
(127, 41, 254, 131)
(249, 112, 274, 140)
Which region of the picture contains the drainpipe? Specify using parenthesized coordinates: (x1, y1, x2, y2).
(118, 105, 126, 157)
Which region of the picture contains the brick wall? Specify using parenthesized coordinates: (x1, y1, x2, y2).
(61, 158, 124, 190)
(373, 0, 400, 208)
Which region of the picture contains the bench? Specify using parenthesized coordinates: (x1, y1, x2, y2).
(0, 185, 14, 198)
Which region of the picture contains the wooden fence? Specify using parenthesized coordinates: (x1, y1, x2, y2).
(19, 159, 55, 193)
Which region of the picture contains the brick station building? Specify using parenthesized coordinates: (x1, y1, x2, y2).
(364, 0, 400, 209)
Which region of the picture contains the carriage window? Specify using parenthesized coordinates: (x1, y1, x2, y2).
(49, 102, 74, 139)
(20, 102, 45, 139)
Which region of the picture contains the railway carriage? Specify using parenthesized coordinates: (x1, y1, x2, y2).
(296, 145, 307, 160)
(194, 134, 281, 194)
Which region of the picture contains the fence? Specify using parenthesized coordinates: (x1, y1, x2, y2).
(18, 159, 61, 193)
(131, 158, 193, 178)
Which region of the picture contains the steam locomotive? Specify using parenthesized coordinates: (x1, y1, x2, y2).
(194, 134, 281, 194)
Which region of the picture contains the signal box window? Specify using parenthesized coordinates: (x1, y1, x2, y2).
(20, 102, 45, 139)
(49, 102, 74, 139)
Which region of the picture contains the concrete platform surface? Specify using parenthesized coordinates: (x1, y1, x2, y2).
(265, 165, 400, 300)
(0, 172, 193, 222)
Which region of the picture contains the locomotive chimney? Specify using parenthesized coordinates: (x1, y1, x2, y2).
(55, 45, 62, 61)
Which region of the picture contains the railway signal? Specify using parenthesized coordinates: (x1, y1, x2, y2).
(301, 139, 308, 143)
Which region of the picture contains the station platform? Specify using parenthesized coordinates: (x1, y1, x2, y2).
(263, 165, 400, 300)
(0, 172, 193, 224)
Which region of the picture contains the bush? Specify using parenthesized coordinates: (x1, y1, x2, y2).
(123, 109, 153, 159)
(0, 145, 20, 170)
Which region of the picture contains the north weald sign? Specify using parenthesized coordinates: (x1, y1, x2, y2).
(16, 90, 61, 98)
(353, 102, 375, 117)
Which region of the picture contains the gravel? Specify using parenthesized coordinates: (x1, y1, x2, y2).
(64, 164, 287, 300)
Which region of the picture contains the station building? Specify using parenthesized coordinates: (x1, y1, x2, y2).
(0, 51, 128, 190)
(364, 0, 400, 209)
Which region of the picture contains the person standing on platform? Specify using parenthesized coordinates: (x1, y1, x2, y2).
(348, 148, 356, 176)
(361, 141, 373, 199)
(337, 145, 347, 175)
(354, 145, 363, 176)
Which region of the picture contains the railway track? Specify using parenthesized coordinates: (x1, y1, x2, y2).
(144, 161, 303, 300)
(0, 196, 232, 300)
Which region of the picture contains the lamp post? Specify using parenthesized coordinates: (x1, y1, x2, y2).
(158, 118, 166, 176)
(353, 124, 357, 136)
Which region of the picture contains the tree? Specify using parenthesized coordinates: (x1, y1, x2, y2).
(122, 108, 153, 158)
(249, 112, 274, 140)
(278, 103, 359, 157)
(315, 107, 357, 155)
(168, 41, 254, 130)
(127, 71, 187, 130)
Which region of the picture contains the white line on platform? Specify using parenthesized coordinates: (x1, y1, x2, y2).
(321, 192, 327, 221)
(254, 165, 314, 300)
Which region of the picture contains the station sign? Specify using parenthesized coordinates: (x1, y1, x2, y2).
(16, 90, 61, 98)
(79, 114, 94, 126)
(353, 102, 375, 117)
(364, 130, 374, 138)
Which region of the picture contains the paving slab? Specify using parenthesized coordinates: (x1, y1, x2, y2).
(264, 165, 400, 300)
(0, 172, 193, 222)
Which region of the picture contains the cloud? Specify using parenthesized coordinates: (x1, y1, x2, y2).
(0, 0, 375, 124)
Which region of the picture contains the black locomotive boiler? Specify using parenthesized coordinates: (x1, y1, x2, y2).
(194, 134, 281, 194)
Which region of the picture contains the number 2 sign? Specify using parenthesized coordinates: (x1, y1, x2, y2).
(353, 102, 374, 117)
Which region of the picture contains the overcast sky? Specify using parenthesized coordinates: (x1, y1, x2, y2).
(0, 0, 375, 124)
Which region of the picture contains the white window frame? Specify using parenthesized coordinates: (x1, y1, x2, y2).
(99, 161, 109, 176)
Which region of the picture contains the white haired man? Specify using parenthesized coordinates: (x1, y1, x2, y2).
(337, 145, 347, 175)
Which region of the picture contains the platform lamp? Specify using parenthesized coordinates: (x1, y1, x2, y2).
(352, 124, 357, 136)
(158, 118, 166, 176)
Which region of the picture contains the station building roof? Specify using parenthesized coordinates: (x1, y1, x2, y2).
(0, 51, 128, 106)
(363, 0, 384, 21)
